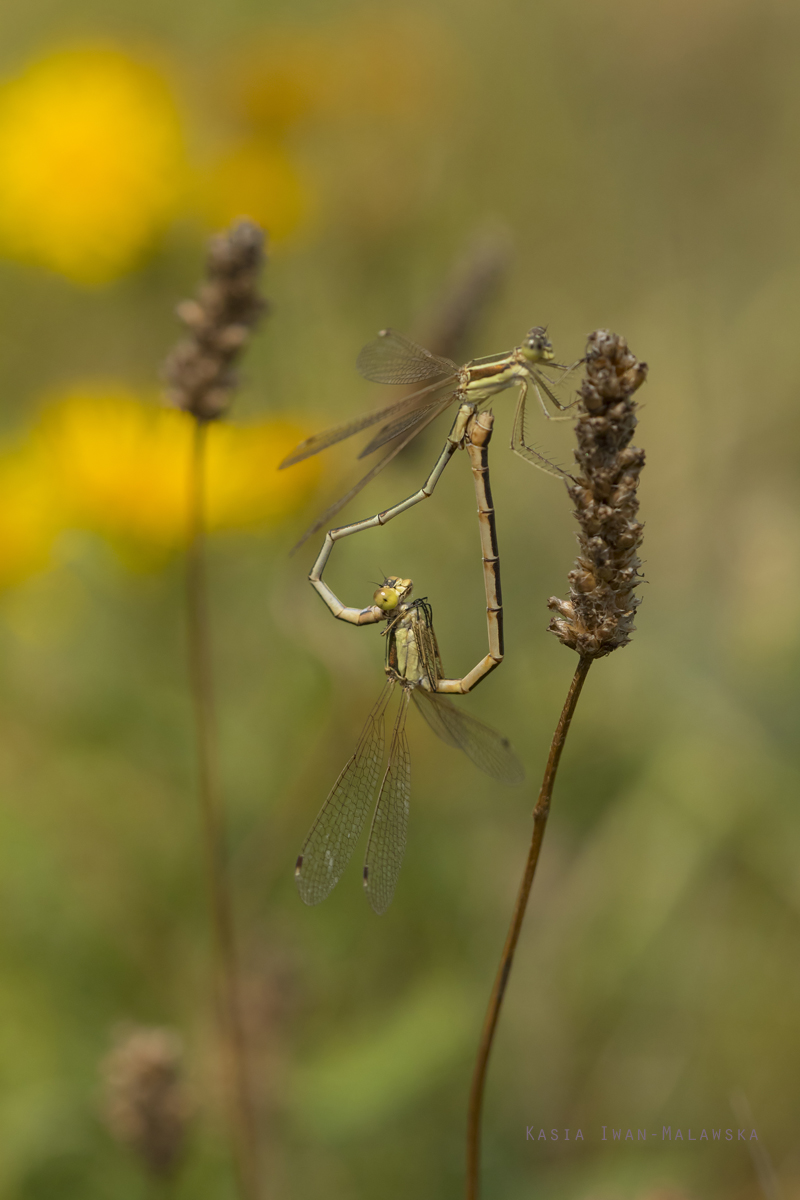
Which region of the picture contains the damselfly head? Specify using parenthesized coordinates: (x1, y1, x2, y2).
(520, 326, 554, 363)
(374, 576, 413, 612)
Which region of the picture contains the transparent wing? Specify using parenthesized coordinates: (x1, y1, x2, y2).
(290, 395, 454, 552)
(363, 691, 411, 915)
(412, 689, 524, 785)
(295, 681, 394, 905)
(279, 378, 452, 469)
(357, 392, 453, 459)
(412, 608, 443, 686)
(357, 329, 458, 385)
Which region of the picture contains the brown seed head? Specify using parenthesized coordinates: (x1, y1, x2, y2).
(163, 218, 267, 421)
(548, 330, 648, 659)
(101, 1024, 190, 1178)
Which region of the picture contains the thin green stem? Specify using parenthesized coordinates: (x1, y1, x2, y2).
(466, 654, 593, 1200)
(186, 420, 261, 1200)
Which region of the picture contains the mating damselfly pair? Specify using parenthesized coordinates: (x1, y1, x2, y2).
(286, 327, 578, 912)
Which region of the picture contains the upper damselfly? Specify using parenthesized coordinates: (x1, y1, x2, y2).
(281, 327, 577, 547)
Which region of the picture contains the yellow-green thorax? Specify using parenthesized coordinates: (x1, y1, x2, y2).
(384, 599, 440, 692)
(373, 577, 433, 685)
(462, 326, 555, 402)
(392, 617, 423, 683)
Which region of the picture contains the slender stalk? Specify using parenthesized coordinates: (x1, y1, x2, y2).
(466, 654, 592, 1200)
(465, 329, 647, 1197)
(186, 419, 261, 1200)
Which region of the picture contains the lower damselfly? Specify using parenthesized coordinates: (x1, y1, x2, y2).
(295, 579, 523, 914)
(296, 411, 522, 913)
(281, 326, 578, 547)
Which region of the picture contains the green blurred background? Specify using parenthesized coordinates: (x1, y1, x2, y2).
(0, 0, 798, 1197)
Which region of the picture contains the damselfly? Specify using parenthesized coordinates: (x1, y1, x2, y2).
(296, 412, 523, 913)
(295, 578, 523, 914)
(281, 326, 577, 547)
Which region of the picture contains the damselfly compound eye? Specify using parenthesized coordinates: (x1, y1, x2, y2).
(374, 585, 401, 611)
(374, 576, 413, 610)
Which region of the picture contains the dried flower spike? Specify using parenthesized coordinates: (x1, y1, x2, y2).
(164, 218, 267, 421)
(102, 1024, 190, 1178)
(548, 330, 648, 659)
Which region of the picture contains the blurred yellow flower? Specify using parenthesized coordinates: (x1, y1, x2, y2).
(33, 388, 320, 560)
(204, 416, 320, 531)
(0, 46, 187, 284)
(224, 32, 326, 135)
(217, 15, 450, 238)
(0, 444, 59, 590)
(200, 138, 309, 243)
(0, 387, 320, 589)
(229, 16, 444, 130)
(39, 389, 192, 554)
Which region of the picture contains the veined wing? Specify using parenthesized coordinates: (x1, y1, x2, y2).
(357, 392, 453, 459)
(279, 377, 452, 469)
(295, 681, 394, 906)
(357, 329, 459, 385)
(412, 689, 524, 785)
(412, 605, 443, 686)
(290, 393, 454, 552)
(363, 691, 411, 915)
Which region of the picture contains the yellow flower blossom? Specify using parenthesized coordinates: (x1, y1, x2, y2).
(0, 46, 187, 284)
(39, 389, 192, 554)
(33, 388, 320, 561)
(217, 15, 449, 238)
(229, 16, 444, 130)
(204, 417, 320, 531)
(223, 33, 328, 134)
(0, 443, 59, 590)
(199, 138, 309, 243)
(0, 387, 320, 589)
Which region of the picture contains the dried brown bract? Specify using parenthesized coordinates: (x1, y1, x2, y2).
(548, 330, 648, 659)
(102, 1024, 190, 1178)
(164, 218, 267, 421)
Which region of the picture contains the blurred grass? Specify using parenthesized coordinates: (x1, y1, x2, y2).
(0, 0, 798, 1198)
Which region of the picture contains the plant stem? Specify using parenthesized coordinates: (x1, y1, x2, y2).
(186, 419, 261, 1200)
(466, 654, 593, 1200)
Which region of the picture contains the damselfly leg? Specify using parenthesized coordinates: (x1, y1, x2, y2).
(511, 381, 575, 481)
